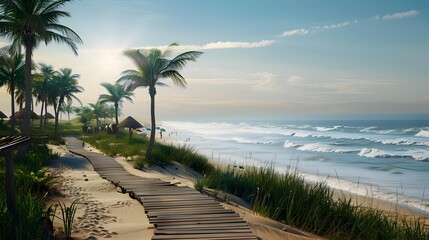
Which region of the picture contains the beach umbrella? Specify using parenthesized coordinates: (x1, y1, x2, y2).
(146, 127, 151, 131)
(160, 128, 166, 132)
(118, 116, 143, 139)
(11, 108, 40, 119)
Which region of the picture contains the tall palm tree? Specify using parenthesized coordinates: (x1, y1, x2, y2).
(99, 82, 134, 136)
(51, 68, 83, 134)
(0, 0, 82, 136)
(118, 43, 202, 160)
(0, 46, 24, 135)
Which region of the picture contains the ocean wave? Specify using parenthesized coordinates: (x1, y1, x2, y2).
(358, 148, 429, 161)
(315, 126, 341, 132)
(379, 138, 429, 147)
(297, 143, 356, 153)
(231, 137, 272, 145)
(283, 140, 301, 148)
(415, 130, 429, 138)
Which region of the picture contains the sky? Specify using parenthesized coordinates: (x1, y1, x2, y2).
(1, 0, 429, 122)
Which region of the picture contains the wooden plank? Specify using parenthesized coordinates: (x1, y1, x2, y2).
(151, 232, 257, 240)
(156, 223, 250, 230)
(149, 216, 244, 224)
(154, 229, 253, 235)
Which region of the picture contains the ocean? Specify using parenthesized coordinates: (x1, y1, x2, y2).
(161, 120, 429, 214)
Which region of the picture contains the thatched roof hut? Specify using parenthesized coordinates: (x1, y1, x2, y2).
(0, 111, 7, 119)
(11, 108, 40, 119)
(42, 112, 55, 119)
(118, 116, 143, 139)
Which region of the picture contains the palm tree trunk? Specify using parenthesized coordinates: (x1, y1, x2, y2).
(22, 46, 33, 137)
(9, 85, 15, 136)
(115, 103, 119, 138)
(39, 100, 44, 128)
(44, 96, 48, 126)
(146, 90, 156, 160)
(54, 98, 63, 134)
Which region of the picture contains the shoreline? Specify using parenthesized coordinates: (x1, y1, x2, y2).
(158, 130, 429, 221)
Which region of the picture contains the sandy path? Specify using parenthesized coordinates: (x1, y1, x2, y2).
(46, 144, 153, 240)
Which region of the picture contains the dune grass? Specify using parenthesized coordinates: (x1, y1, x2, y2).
(81, 131, 214, 174)
(199, 166, 429, 240)
(0, 143, 58, 239)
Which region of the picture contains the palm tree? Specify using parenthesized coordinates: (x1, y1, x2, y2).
(60, 101, 73, 122)
(0, 46, 24, 135)
(51, 68, 83, 134)
(33, 64, 55, 127)
(74, 105, 93, 127)
(0, 0, 82, 136)
(89, 101, 107, 130)
(118, 43, 202, 160)
(99, 82, 134, 136)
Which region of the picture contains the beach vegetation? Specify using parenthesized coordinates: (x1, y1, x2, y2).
(117, 43, 202, 161)
(0, 143, 58, 239)
(0, 0, 82, 136)
(57, 200, 79, 240)
(199, 166, 429, 240)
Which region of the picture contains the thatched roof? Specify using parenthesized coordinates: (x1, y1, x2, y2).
(0, 111, 7, 119)
(118, 116, 143, 129)
(42, 112, 55, 119)
(11, 108, 40, 119)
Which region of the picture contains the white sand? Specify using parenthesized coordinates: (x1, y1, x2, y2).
(46, 144, 153, 240)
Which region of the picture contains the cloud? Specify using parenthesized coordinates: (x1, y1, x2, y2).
(382, 10, 419, 20)
(143, 40, 275, 51)
(287, 75, 304, 84)
(80, 40, 275, 55)
(314, 20, 357, 31)
(288, 77, 393, 95)
(252, 71, 279, 91)
(280, 9, 419, 38)
(281, 28, 309, 37)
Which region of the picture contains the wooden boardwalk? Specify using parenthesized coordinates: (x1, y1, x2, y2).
(65, 137, 257, 240)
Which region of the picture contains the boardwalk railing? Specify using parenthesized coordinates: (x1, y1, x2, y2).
(0, 136, 31, 213)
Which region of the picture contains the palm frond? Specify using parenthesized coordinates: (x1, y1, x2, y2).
(161, 70, 187, 88)
(167, 51, 203, 71)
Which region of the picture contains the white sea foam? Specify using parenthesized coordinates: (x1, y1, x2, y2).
(360, 126, 378, 133)
(283, 140, 301, 148)
(379, 138, 429, 147)
(315, 126, 341, 132)
(297, 143, 355, 153)
(231, 137, 272, 145)
(358, 148, 429, 161)
(415, 130, 429, 138)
